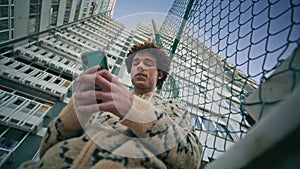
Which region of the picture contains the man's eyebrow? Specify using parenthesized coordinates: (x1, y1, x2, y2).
(145, 58, 155, 62)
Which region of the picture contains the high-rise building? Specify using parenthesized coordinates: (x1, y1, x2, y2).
(151, 19, 258, 163)
(0, 5, 172, 165)
(0, 0, 116, 43)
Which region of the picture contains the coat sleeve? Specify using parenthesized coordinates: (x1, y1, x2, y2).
(120, 95, 203, 169)
(39, 97, 83, 157)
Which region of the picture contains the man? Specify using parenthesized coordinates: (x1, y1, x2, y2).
(19, 41, 203, 169)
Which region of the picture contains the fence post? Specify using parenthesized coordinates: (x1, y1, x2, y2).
(169, 0, 195, 60)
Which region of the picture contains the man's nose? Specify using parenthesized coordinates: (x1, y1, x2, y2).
(136, 62, 145, 71)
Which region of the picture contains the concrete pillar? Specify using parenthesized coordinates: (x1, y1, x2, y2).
(69, 0, 77, 22)
(78, 0, 86, 19)
(57, 0, 67, 26)
(40, 0, 52, 31)
(14, 0, 30, 38)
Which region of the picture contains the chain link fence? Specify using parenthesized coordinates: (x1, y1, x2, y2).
(156, 0, 300, 167)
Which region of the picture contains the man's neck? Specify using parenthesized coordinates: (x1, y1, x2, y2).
(133, 89, 155, 96)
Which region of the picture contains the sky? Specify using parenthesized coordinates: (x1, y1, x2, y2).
(112, 0, 174, 29)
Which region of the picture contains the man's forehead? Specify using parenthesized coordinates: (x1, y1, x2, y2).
(132, 52, 157, 61)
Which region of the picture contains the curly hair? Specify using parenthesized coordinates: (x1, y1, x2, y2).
(125, 41, 171, 89)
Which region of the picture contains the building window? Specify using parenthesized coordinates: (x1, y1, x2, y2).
(0, 0, 9, 5)
(0, 19, 9, 30)
(0, 31, 9, 41)
(191, 114, 234, 141)
(119, 51, 126, 57)
(112, 66, 120, 75)
(191, 114, 202, 129)
(225, 99, 240, 112)
(0, 6, 8, 17)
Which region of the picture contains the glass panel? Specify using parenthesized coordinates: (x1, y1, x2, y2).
(30, 0, 40, 3)
(30, 4, 38, 14)
(225, 100, 240, 112)
(0, 31, 9, 42)
(0, 0, 9, 5)
(216, 123, 234, 140)
(11, 18, 14, 28)
(190, 114, 202, 130)
(0, 6, 8, 17)
(201, 117, 217, 134)
(0, 19, 9, 30)
(11, 6, 14, 17)
(216, 123, 227, 138)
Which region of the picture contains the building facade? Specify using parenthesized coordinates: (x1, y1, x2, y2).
(0, 0, 116, 43)
(155, 18, 258, 162)
(0, 4, 169, 165)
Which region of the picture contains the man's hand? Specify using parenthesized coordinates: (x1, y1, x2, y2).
(74, 66, 133, 122)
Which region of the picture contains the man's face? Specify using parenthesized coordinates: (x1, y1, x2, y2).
(131, 52, 162, 94)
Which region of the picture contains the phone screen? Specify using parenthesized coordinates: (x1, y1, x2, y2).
(81, 51, 108, 70)
(81, 51, 109, 104)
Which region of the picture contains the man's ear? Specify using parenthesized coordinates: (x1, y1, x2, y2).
(157, 71, 163, 80)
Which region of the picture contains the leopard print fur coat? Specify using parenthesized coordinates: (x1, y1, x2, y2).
(19, 92, 202, 169)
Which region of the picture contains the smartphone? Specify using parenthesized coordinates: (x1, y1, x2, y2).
(81, 51, 108, 71)
(81, 51, 109, 103)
